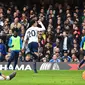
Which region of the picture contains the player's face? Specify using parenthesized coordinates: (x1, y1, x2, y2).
(14, 31, 17, 36)
(64, 53, 68, 56)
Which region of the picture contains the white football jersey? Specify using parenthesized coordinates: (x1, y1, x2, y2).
(24, 22, 45, 44)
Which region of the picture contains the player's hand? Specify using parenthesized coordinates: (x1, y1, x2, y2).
(38, 20, 42, 24)
(80, 48, 83, 51)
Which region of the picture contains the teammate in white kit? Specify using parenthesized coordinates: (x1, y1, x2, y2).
(0, 72, 16, 80)
(22, 19, 45, 73)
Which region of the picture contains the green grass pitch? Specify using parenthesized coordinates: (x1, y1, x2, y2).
(0, 70, 85, 85)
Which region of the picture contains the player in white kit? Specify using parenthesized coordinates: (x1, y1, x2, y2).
(22, 19, 45, 73)
(0, 72, 16, 80)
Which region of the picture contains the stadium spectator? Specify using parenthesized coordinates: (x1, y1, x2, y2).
(10, 17, 21, 30)
(20, 13, 28, 28)
(61, 50, 72, 62)
(52, 38, 61, 53)
(41, 57, 48, 62)
(18, 51, 24, 62)
(82, 12, 85, 23)
(0, 38, 6, 61)
(71, 53, 79, 62)
(60, 31, 71, 55)
(25, 54, 32, 62)
(49, 54, 61, 63)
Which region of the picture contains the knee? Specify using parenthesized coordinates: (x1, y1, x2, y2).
(8, 58, 12, 62)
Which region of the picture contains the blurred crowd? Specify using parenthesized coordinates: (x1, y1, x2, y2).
(0, 1, 85, 62)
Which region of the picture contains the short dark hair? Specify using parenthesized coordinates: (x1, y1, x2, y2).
(64, 50, 68, 53)
(29, 19, 36, 27)
(12, 28, 19, 33)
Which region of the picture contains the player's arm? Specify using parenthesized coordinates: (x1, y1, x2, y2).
(2, 74, 7, 80)
(8, 37, 13, 48)
(35, 21, 46, 31)
(20, 38, 23, 50)
(80, 36, 85, 51)
(0, 73, 6, 80)
(22, 30, 28, 52)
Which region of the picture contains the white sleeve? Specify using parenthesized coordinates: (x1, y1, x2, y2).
(22, 30, 28, 49)
(24, 30, 28, 41)
(35, 22, 46, 31)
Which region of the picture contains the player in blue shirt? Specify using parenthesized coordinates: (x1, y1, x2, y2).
(78, 36, 85, 69)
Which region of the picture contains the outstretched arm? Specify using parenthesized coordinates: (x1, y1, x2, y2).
(0, 73, 9, 80)
(8, 37, 13, 48)
(2, 74, 7, 80)
(35, 21, 46, 31)
(22, 30, 28, 51)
